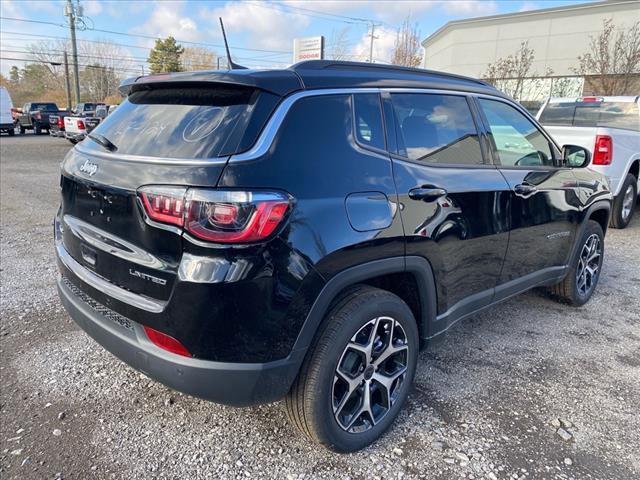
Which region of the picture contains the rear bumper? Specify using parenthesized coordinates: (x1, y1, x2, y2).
(57, 273, 305, 406)
(65, 131, 86, 141)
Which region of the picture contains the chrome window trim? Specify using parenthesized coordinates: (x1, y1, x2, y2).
(56, 241, 167, 313)
(74, 87, 508, 166)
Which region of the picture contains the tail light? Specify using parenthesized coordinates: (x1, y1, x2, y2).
(58, 117, 64, 128)
(138, 187, 291, 244)
(593, 135, 612, 165)
(143, 326, 191, 357)
(77, 119, 85, 129)
(139, 186, 186, 227)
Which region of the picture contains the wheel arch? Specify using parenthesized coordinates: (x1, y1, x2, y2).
(570, 200, 611, 263)
(291, 256, 438, 354)
(628, 158, 639, 181)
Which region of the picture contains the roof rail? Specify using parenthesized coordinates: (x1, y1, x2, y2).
(289, 60, 492, 87)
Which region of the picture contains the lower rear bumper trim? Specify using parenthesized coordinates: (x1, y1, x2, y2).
(57, 276, 305, 406)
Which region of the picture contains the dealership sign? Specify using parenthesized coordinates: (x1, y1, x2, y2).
(293, 36, 325, 63)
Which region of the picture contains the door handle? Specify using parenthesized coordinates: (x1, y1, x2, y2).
(408, 186, 448, 202)
(514, 183, 537, 195)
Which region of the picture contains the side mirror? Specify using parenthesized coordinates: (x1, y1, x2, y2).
(562, 144, 591, 168)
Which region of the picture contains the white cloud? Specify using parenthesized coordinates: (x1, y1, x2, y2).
(518, 2, 540, 12)
(201, 1, 310, 51)
(351, 26, 398, 64)
(371, 1, 438, 24)
(132, 1, 201, 43)
(442, 0, 498, 16)
(83, 0, 103, 16)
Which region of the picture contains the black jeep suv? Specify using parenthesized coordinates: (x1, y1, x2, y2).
(55, 61, 611, 452)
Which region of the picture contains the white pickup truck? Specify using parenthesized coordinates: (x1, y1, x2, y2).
(537, 96, 639, 228)
(64, 115, 101, 144)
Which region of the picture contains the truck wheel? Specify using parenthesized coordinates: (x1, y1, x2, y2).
(8, 128, 14, 136)
(34, 123, 42, 135)
(610, 174, 637, 229)
(549, 220, 604, 307)
(285, 285, 418, 452)
(19, 125, 25, 135)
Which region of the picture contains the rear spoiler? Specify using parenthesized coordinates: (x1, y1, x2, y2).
(118, 70, 302, 97)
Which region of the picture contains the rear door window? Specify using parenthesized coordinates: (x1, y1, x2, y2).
(539, 101, 640, 131)
(86, 85, 276, 159)
(390, 93, 484, 165)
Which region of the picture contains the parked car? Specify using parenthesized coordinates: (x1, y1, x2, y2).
(537, 96, 639, 228)
(0, 87, 14, 136)
(64, 115, 101, 144)
(17, 102, 60, 134)
(73, 102, 105, 116)
(55, 61, 612, 452)
(49, 110, 72, 137)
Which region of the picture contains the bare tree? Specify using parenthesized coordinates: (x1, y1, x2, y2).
(327, 27, 351, 61)
(573, 19, 640, 95)
(482, 41, 537, 101)
(391, 16, 422, 67)
(181, 46, 218, 71)
(27, 39, 134, 102)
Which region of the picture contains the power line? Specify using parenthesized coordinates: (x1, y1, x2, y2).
(0, 16, 293, 55)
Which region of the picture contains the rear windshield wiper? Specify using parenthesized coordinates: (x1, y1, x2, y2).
(87, 133, 118, 152)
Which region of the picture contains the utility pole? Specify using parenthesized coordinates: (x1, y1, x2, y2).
(64, 0, 81, 104)
(63, 52, 72, 110)
(367, 22, 379, 63)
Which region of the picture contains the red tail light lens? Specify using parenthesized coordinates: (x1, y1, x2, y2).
(138, 187, 291, 244)
(184, 190, 291, 243)
(593, 135, 612, 165)
(58, 117, 64, 128)
(77, 119, 85, 129)
(139, 186, 186, 226)
(143, 326, 191, 357)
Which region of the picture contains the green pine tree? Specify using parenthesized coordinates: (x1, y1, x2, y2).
(147, 36, 184, 74)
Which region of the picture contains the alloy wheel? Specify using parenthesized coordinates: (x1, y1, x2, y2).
(332, 316, 409, 434)
(575, 233, 601, 297)
(621, 184, 634, 222)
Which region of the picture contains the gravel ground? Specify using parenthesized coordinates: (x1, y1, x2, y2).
(1, 135, 639, 480)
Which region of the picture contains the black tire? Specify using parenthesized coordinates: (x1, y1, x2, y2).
(549, 220, 604, 306)
(19, 124, 25, 135)
(68, 138, 78, 145)
(285, 285, 419, 452)
(8, 128, 14, 136)
(34, 123, 42, 135)
(610, 174, 637, 229)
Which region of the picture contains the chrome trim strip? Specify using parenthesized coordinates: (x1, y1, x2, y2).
(63, 215, 174, 271)
(231, 87, 504, 162)
(76, 87, 506, 166)
(56, 242, 167, 313)
(231, 88, 381, 162)
(75, 144, 230, 166)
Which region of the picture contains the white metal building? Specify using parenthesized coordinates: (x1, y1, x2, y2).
(421, 0, 640, 101)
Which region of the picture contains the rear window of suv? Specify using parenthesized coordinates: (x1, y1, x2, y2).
(539, 101, 640, 131)
(85, 85, 277, 159)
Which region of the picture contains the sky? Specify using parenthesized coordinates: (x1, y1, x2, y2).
(0, 0, 594, 76)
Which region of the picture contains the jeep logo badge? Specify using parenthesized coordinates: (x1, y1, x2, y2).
(79, 159, 98, 176)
